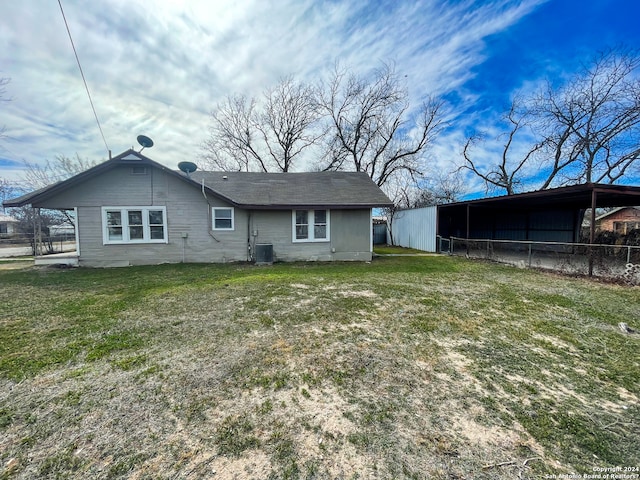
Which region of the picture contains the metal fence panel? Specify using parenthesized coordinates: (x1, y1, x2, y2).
(449, 236, 640, 283)
(390, 206, 437, 252)
(373, 223, 387, 245)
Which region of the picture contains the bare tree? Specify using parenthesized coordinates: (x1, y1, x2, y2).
(533, 47, 640, 187)
(21, 154, 100, 226)
(379, 171, 416, 246)
(318, 63, 446, 187)
(22, 153, 100, 190)
(201, 94, 266, 172)
(463, 47, 640, 194)
(201, 77, 321, 172)
(11, 206, 64, 255)
(462, 100, 543, 195)
(0, 178, 17, 213)
(258, 77, 323, 172)
(415, 167, 466, 206)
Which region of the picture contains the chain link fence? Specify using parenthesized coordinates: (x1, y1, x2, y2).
(0, 233, 76, 256)
(439, 236, 640, 284)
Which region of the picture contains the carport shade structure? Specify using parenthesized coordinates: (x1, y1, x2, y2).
(436, 183, 640, 275)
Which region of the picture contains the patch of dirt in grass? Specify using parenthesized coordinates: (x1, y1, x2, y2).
(429, 341, 552, 463)
(0, 261, 32, 270)
(452, 412, 520, 448)
(319, 283, 379, 298)
(206, 451, 271, 480)
(340, 288, 378, 298)
(531, 333, 580, 353)
(616, 386, 639, 405)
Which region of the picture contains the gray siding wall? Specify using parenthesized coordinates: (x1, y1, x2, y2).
(40, 166, 373, 266)
(249, 208, 372, 262)
(44, 167, 248, 267)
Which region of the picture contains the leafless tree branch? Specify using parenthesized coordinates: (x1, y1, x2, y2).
(318, 63, 446, 187)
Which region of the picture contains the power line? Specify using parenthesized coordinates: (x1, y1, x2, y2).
(57, 0, 110, 154)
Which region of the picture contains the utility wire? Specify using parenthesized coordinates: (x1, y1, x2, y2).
(57, 0, 110, 154)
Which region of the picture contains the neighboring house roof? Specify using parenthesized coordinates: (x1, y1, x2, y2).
(0, 214, 18, 223)
(594, 206, 639, 222)
(4, 149, 392, 209)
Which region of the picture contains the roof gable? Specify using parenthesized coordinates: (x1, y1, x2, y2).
(595, 206, 639, 222)
(3, 150, 221, 208)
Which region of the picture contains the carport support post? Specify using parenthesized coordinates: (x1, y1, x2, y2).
(36, 208, 42, 257)
(588, 189, 597, 277)
(466, 204, 470, 255)
(31, 207, 42, 257)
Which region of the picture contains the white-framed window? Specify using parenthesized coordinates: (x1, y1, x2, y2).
(102, 206, 167, 244)
(212, 207, 234, 230)
(292, 209, 330, 242)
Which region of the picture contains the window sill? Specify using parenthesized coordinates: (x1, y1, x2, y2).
(104, 240, 168, 245)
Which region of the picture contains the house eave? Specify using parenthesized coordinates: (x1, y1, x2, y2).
(240, 203, 393, 210)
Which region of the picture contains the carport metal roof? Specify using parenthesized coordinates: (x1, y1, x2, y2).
(439, 183, 640, 211)
(437, 182, 640, 243)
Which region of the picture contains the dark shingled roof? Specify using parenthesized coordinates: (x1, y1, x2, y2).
(191, 171, 392, 209)
(3, 149, 392, 209)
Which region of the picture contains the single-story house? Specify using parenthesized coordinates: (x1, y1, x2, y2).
(4, 149, 392, 267)
(594, 207, 640, 235)
(0, 214, 18, 236)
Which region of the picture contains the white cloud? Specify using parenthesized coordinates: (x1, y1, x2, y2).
(0, 0, 545, 184)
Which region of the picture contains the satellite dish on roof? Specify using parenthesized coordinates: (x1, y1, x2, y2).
(178, 161, 198, 177)
(137, 135, 154, 152)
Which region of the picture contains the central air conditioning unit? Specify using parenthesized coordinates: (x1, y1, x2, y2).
(255, 243, 273, 265)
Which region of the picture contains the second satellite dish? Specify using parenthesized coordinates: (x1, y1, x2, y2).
(178, 161, 198, 176)
(137, 135, 154, 152)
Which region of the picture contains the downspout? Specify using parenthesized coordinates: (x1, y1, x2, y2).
(369, 208, 373, 256)
(247, 211, 252, 262)
(74, 207, 80, 258)
(201, 178, 220, 243)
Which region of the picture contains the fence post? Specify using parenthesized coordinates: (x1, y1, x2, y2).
(528, 243, 532, 268)
(628, 246, 632, 265)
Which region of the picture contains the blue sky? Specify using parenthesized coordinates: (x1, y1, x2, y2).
(1, 0, 639, 194)
(464, 1, 638, 112)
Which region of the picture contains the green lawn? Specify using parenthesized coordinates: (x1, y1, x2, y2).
(0, 257, 638, 479)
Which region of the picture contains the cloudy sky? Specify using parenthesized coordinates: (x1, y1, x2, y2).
(1, 0, 639, 192)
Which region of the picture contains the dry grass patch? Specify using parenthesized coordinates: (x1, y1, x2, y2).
(1, 258, 638, 479)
